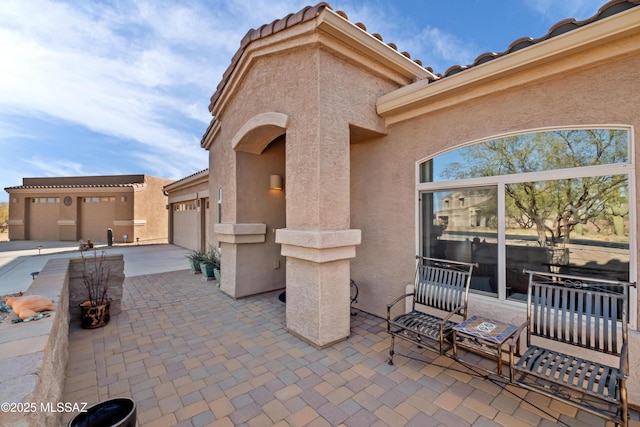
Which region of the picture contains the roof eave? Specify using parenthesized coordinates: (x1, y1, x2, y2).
(163, 169, 210, 192)
(4, 185, 138, 192)
(204, 5, 435, 139)
(377, 6, 640, 124)
(316, 10, 436, 81)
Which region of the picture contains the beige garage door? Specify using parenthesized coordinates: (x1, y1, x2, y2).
(80, 197, 116, 243)
(28, 197, 61, 240)
(173, 201, 199, 250)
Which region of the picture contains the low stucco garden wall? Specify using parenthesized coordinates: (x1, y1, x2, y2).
(0, 255, 124, 427)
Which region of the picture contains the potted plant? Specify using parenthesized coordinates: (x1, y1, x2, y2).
(79, 249, 111, 329)
(212, 247, 221, 282)
(186, 249, 206, 274)
(79, 239, 93, 251)
(200, 247, 221, 281)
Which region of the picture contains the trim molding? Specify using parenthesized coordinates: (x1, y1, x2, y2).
(377, 7, 640, 124)
(214, 223, 267, 244)
(275, 228, 361, 263)
(112, 220, 147, 226)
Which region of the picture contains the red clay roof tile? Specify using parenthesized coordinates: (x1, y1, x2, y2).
(201, 0, 639, 147)
(440, 0, 640, 78)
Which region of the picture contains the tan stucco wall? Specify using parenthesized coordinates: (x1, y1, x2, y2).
(206, 32, 405, 344)
(209, 45, 321, 229)
(79, 195, 117, 242)
(6, 175, 170, 243)
(111, 191, 135, 243)
(207, 47, 299, 296)
(350, 40, 640, 403)
(7, 195, 26, 240)
(133, 176, 172, 244)
(209, 39, 401, 232)
(29, 199, 60, 240)
(7, 189, 131, 242)
(352, 49, 640, 318)
(164, 175, 208, 251)
(205, 3, 640, 353)
(233, 137, 286, 295)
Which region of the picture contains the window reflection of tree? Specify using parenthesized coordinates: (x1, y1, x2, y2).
(422, 128, 630, 298)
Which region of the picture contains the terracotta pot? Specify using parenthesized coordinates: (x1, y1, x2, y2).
(79, 299, 111, 329)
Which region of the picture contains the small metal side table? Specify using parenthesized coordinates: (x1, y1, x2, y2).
(452, 315, 519, 377)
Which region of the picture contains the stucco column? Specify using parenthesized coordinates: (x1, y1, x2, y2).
(276, 229, 361, 347)
(214, 223, 267, 297)
(277, 122, 360, 347)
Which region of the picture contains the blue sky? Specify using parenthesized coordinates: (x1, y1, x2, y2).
(0, 0, 607, 202)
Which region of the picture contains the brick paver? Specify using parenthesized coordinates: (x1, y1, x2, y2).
(62, 270, 640, 426)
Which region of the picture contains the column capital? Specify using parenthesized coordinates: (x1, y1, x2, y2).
(214, 223, 266, 244)
(275, 228, 361, 263)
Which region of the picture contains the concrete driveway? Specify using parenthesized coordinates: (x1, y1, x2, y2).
(0, 240, 192, 295)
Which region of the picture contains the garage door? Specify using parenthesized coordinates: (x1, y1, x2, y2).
(173, 201, 199, 250)
(80, 197, 116, 243)
(28, 197, 61, 240)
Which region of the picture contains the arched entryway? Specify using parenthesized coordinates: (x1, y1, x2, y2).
(214, 113, 287, 297)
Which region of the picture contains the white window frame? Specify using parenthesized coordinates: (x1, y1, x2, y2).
(415, 125, 637, 330)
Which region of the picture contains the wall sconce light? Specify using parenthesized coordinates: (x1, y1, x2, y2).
(270, 174, 283, 191)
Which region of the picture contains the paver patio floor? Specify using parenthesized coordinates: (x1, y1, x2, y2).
(62, 270, 639, 426)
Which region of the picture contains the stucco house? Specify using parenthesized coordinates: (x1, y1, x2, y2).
(163, 169, 211, 251)
(4, 174, 172, 244)
(195, 0, 640, 404)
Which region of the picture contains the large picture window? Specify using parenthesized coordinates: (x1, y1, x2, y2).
(418, 128, 634, 307)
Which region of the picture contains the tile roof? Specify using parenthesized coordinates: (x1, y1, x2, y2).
(207, 3, 329, 113)
(168, 168, 208, 184)
(206, 2, 427, 113)
(201, 0, 639, 146)
(4, 183, 145, 190)
(162, 168, 209, 191)
(440, 0, 640, 78)
(201, 2, 425, 147)
(4, 174, 151, 191)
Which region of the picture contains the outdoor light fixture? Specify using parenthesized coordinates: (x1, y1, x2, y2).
(270, 175, 283, 191)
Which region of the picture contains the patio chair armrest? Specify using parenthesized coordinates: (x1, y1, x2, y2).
(441, 303, 467, 323)
(387, 293, 414, 320)
(387, 293, 414, 310)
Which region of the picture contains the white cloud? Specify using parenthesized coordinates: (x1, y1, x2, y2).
(413, 26, 477, 72)
(23, 158, 91, 177)
(130, 150, 201, 180)
(7, 0, 613, 200)
(522, 0, 606, 21)
(0, 0, 238, 183)
(329, 1, 475, 74)
(0, 0, 333, 180)
(0, 117, 37, 142)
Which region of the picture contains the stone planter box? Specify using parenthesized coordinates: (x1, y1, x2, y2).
(0, 254, 125, 427)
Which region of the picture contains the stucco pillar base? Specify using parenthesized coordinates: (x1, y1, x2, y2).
(214, 223, 266, 298)
(213, 223, 286, 298)
(276, 228, 361, 348)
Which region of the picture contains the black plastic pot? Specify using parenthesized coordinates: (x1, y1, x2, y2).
(68, 398, 136, 427)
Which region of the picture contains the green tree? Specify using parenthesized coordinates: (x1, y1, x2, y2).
(0, 201, 8, 231)
(442, 129, 628, 246)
